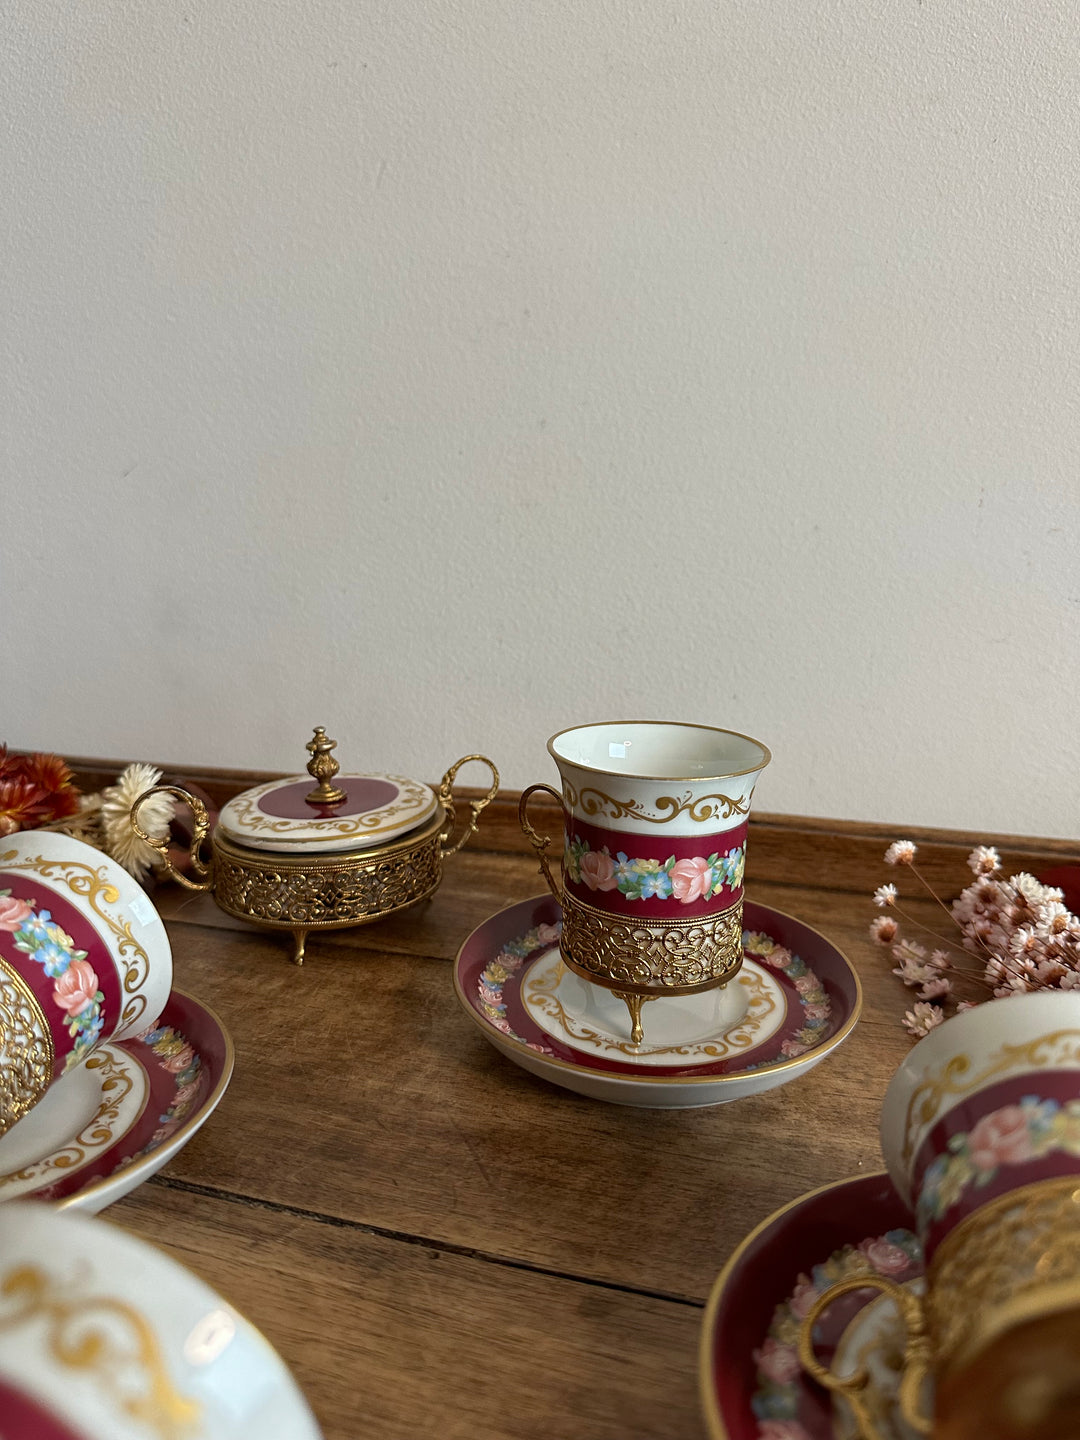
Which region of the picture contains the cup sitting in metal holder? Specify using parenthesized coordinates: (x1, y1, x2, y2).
(800, 991, 1080, 1439)
(518, 721, 770, 1045)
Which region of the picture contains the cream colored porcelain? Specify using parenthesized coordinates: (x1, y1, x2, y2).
(0, 1202, 321, 1439)
(521, 950, 788, 1067)
(548, 720, 770, 838)
(879, 991, 1080, 1207)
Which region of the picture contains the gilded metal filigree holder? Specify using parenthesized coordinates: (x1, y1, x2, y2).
(132, 752, 499, 965)
(518, 784, 743, 1044)
(797, 1175, 1080, 1439)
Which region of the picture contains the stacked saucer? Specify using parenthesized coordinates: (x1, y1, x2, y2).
(0, 831, 233, 1210)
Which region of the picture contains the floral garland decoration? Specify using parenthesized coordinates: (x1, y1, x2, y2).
(0, 890, 105, 1069)
(122, 1023, 204, 1162)
(744, 932, 831, 1059)
(751, 1229, 922, 1437)
(476, 923, 832, 1064)
(563, 835, 745, 903)
(476, 922, 563, 1055)
(917, 1094, 1080, 1228)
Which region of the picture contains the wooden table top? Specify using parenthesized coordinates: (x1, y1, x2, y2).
(89, 775, 1075, 1440)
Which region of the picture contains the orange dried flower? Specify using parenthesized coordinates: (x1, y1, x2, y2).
(0, 746, 81, 833)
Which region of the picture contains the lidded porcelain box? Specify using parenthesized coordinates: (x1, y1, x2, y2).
(132, 728, 499, 963)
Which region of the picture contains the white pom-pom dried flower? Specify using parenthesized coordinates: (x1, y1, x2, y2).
(918, 976, 952, 1001)
(968, 846, 1001, 876)
(873, 884, 899, 909)
(903, 1002, 945, 1038)
(870, 915, 899, 945)
(885, 841, 917, 866)
(101, 763, 175, 883)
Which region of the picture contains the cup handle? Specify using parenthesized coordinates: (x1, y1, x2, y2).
(130, 785, 215, 893)
(797, 1275, 932, 1439)
(437, 755, 501, 858)
(518, 783, 568, 903)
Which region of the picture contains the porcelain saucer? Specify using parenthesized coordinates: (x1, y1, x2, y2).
(0, 1201, 321, 1438)
(453, 895, 861, 1108)
(699, 1172, 926, 1440)
(0, 989, 233, 1212)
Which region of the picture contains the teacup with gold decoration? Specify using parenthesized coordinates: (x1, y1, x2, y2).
(0, 831, 172, 1137)
(798, 991, 1080, 1440)
(519, 721, 770, 1044)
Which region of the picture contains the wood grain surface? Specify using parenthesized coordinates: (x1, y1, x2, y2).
(52, 766, 1070, 1440)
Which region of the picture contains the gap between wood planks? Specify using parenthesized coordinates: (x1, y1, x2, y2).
(147, 1173, 706, 1310)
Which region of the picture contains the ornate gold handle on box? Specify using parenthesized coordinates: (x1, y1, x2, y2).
(437, 755, 501, 857)
(130, 785, 215, 893)
(797, 1275, 932, 1439)
(518, 783, 569, 903)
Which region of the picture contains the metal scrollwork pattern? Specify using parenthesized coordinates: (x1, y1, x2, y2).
(559, 890, 743, 993)
(562, 782, 751, 825)
(213, 833, 444, 928)
(927, 1175, 1080, 1376)
(0, 957, 54, 1136)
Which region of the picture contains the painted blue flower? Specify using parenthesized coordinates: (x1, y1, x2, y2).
(613, 853, 637, 885)
(18, 910, 53, 943)
(750, 1387, 798, 1420)
(639, 870, 673, 900)
(140, 1027, 167, 1046)
(1020, 1095, 1060, 1139)
(33, 941, 72, 978)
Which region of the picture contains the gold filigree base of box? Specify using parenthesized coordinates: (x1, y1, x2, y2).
(211, 809, 448, 964)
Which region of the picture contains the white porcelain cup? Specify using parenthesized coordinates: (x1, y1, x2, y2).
(0, 831, 172, 1133)
(880, 991, 1080, 1254)
(0, 1201, 322, 1439)
(519, 720, 770, 1041)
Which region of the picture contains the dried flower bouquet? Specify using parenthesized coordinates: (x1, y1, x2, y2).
(871, 841, 1080, 1037)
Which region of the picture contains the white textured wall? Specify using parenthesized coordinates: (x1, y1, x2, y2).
(4, 1, 1080, 837)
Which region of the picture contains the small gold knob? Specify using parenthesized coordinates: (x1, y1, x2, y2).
(305, 726, 347, 806)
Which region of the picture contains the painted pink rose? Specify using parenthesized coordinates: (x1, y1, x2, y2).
(537, 922, 561, 944)
(164, 1044, 195, 1074)
(968, 1105, 1035, 1171)
(753, 1336, 801, 1384)
(173, 1080, 201, 1107)
(669, 857, 712, 904)
(802, 1001, 830, 1020)
(0, 896, 32, 931)
(788, 1276, 818, 1319)
(858, 1236, 911, 1276)
(51, 959, 100, 1017)
(781, 1039, 810, 1058)
(151, 1121, 181, 1144)
(580, 851, 617, 892)
(759, 1423, 814, 1440)
(793, 974, 818, 995)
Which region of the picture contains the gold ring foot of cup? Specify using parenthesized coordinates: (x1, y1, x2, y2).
(559, 889, 743, 994)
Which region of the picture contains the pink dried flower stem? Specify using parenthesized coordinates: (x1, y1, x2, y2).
(885, 899, 974, 965)
(875, 841, 1080, 1035)
(906, 859, 999, 962)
